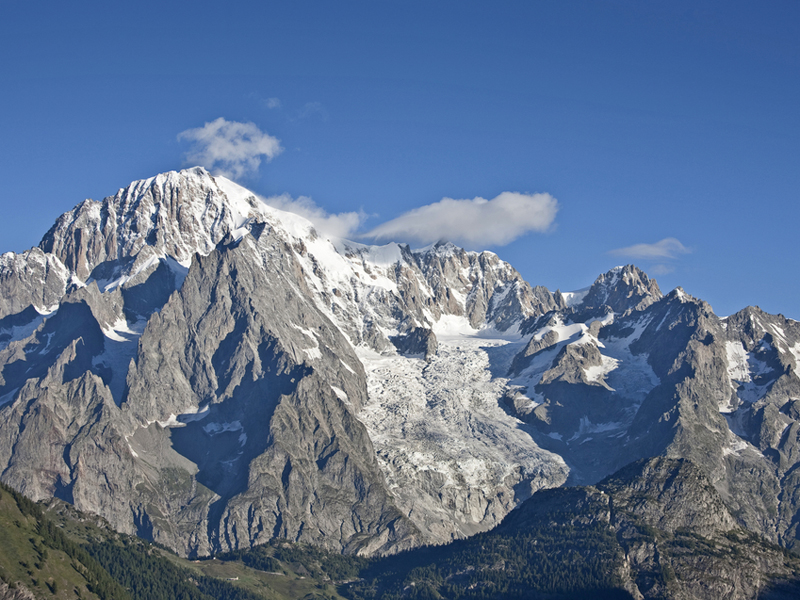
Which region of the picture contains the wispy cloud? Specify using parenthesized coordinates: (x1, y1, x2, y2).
(246, 93, 282, 110)
(609, 237, 691, 260)
(264, 193, 366, 239)
(294, 101, 328, 121)
(364, 192, 558, 248)
(650, 264, 675, 275)
(178, 118, 282, 179)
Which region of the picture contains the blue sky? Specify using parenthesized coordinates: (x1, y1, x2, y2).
(1, 1, 798, 318)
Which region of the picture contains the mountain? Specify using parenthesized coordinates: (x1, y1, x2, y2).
(505, 281, 800, 549)
(0, 168, 565, 558)
(1, 167, 800, 565)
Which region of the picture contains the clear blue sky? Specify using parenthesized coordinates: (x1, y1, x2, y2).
(1, 1, 798, 318)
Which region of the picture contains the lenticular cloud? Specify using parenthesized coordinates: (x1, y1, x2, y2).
(364, 192, 558, 248)
(178, 118, 283, 180)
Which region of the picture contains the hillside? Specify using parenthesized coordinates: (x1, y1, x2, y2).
(0, 480, 346, 600)
(341, 458, 800, 600)
(4, 459, 800, 600)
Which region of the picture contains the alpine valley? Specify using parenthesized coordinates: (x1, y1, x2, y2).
(1, 168, 800, 597)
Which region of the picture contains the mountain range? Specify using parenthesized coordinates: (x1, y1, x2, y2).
(1, 167, 799, 573)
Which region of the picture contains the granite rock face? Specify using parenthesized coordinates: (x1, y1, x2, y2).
(577, 263, 663, 316)
(0, 248, 70, 320)
(390, 327, 438, 360)
(0, 581, 37, 600)
(38, 168, 244, 281)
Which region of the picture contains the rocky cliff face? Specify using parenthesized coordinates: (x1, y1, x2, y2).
(2, 167, 800, 562)
(0, 248, 70, 320)
(497, 457, 800, 600)
(504, 275, 800, 549)
(348, 457, 800, 600)
(0, 581, 36, 600)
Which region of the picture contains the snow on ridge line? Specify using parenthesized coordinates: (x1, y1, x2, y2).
(212, 175, 261, 228)
(25, 169, 557, 358)
(215, 174, 325, 243)
(561, 287, 590, 307)
(331, 239, 406, 267)
(791, 342, 800, 366)
(94, 254, 162, 293)
(431, 314, 526, 342)
(26, 169, 555, 329)
(141, 405, 210, 431)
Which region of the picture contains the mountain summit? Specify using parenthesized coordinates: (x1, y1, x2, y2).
(2, 168, 800, 560)
(577, 264, 662, 315)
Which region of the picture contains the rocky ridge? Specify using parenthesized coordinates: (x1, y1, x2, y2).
(345, 457, 800, 600)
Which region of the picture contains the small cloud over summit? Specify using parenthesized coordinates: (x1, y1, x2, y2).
(178, 118, 282, 180)
(608, 237, 691, 277)
(364, 192, 558, 249)
(609, 237, 691, 260)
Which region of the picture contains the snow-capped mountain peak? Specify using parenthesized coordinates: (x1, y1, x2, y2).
(37, 167, 248, 281)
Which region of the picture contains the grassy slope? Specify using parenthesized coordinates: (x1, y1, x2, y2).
(0, 483, 108, 599)
(189, 557, 345, 600)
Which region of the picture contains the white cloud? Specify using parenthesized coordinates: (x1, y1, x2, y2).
(609, 237, 691, 260)
(294, 101, 328, 121)
(363, 192, 558, 248)
(650, 264, 675, 275)
(263, 193, 366, 239)
(178, 118, 283, 179)
(264, 97, 282, 109)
